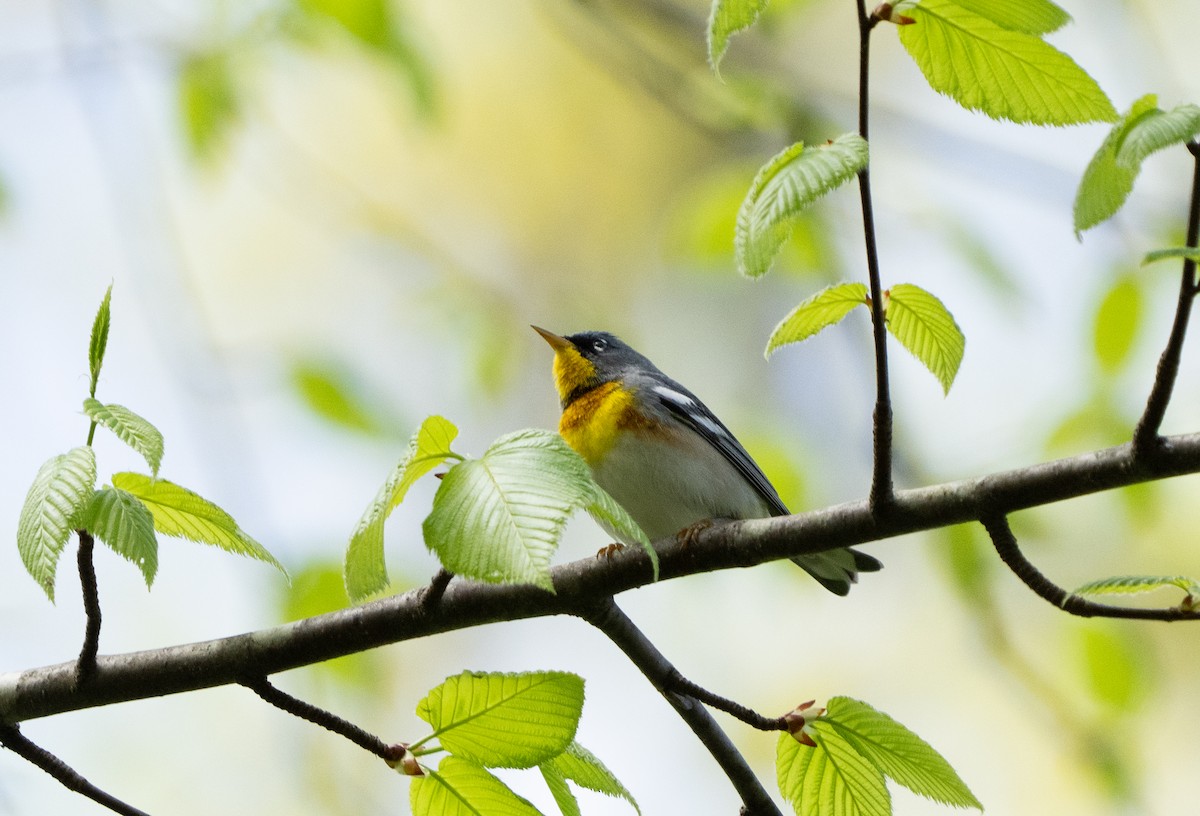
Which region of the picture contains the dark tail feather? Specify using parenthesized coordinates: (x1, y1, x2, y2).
(851, 549, 883, 573)
(791, 547, 882, 596)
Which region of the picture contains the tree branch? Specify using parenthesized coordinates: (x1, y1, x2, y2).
(981, 515, 1200, 620)
(75, 530, 101, 686)
(419, 568, 454, 611)
(241, 676, 407, 764)
(577, 599, 782, 816)
(665, 671, 787, 732)
(856, 0, 893, 511)
(1133, 143, 1200, 456)
(6, 433, 1200, 723)
(0, 723, 150, 816)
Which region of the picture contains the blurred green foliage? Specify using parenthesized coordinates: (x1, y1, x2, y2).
(1092, 274, 1143, 375)
(667, 164, 837, 279)
(935, 523, 992, 602)
(1076, 624, 1153, 712)
(278, 559, 385, 686)
(291, 359, 397, 436)
(289, 0, 435, 115)
(178, 50, 240, 162)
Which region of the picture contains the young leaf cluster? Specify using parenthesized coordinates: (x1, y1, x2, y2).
(735, 135, 868, 280)
(408, 671, 638, 816)
(766, 283, 964, 394)
(777, 698, 980, 816)
(14, 287, 285, 601)
(344, 417, 655, 602)
(727, 123, 965, 392)
(1074, 95, 1200, 235)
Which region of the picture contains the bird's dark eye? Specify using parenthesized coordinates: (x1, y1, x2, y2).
(592, 338, 608, 352)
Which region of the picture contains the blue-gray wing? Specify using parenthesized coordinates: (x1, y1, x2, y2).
(649, 381, 791, 517)
(647, 378, 883, 595)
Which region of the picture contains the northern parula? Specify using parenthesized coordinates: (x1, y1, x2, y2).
(534, 326, 881, 595)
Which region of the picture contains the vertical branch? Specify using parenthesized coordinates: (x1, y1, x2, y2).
(1133, 142, 1200, 457)
(76, 530, 102, 685)
(855, 2, 893, 510)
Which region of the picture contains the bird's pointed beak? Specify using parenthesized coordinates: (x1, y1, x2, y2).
(532, 325, 572, 353)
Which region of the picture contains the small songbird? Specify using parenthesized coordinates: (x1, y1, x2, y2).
(533, 326, 880, 595)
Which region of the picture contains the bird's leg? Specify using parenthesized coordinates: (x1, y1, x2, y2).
(596, 542, 627, 559)
(675, 518, 715, 550)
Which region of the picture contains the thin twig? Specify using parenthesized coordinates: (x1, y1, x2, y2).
(666, 670, 787, 732)
(980, 515, 1200, 620)
(75, 530, 101, 686)
(1133, 142, 1200, 457)
(578, 599, 783, 816)
(0, 723, 150, 816)
(420, 568, 454, 612)
(241, 676, 406, 764)
(856, 0, 893, 511)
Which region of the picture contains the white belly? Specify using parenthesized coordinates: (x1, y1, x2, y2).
(590, 430, 771, 542)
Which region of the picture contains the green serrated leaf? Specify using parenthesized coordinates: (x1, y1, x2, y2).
(542, 742, 640, 815)
(82, 398, 165, 476)
(112, 472, 287, 577)
(1115, 103, 1200, 168)
(345, 415, 459, 601)
(88, 285, 112, 397)
(884, 284, 965, 394)
(822, 697, 982, 809)
(584, 484, 657, 580)
(1073, 97, 1200, 233)
(1073, 147, 1135, 235)
(411, 756, 543, 816)
(707, 0, 769, 73)
(1072, 574, 1199, 597)
(541, 763, 581, 816)
(899, 0, 1116, 126)
(416, 670, 584, 769)
(946, 0, 1070, 35)
(17, 447, 98, 601)
(179, 50, 239, 161)
(81, 487, 159, 587)
(777, 726, 890, 816)
(1092, 275, 1142, 375)
(1074, 94, 1161, 235)
(736, 134, 868, 278)
(1142, 247, 1200, 267)
(423, 430, 597, 591)
(765, 283, 868, 358)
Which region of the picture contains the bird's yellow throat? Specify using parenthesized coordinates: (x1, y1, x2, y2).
(550, 343, 597, 406)
(534, 328, 633, 464)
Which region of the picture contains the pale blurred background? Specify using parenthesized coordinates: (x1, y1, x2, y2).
(1, 0, 1199, 814)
